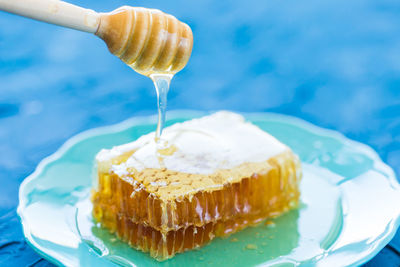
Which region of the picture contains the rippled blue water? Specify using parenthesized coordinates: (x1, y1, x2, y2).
(0, 0, 399, 266)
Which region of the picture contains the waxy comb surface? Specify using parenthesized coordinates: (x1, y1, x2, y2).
(92, 150, 301, 260)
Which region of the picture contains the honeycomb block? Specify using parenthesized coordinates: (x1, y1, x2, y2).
(92, 150, 301, 260)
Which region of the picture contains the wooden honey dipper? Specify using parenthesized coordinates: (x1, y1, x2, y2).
(0, 0, 193, 76)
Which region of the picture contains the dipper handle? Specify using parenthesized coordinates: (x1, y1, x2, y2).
(0, 0, 100, 33)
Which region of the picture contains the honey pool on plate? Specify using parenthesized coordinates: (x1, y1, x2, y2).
(78, 162, 340, 266)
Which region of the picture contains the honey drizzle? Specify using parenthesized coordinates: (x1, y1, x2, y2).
(151, 74, 173, 140)
(150, 73, 179, 169)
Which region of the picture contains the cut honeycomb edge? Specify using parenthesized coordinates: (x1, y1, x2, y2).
(92, 150, 301, 260)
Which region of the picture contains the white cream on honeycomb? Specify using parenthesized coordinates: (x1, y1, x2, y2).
(97, 111, 288, 175)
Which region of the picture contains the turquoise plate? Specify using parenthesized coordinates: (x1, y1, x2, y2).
(18, 111, 400, 266)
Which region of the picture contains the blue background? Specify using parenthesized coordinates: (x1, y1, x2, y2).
(1, 0, 400, 266)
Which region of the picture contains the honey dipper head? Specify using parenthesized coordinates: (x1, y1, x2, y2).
(96, 6, 193, 77)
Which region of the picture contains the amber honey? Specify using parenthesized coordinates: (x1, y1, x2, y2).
(92, 150, 301, 261)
